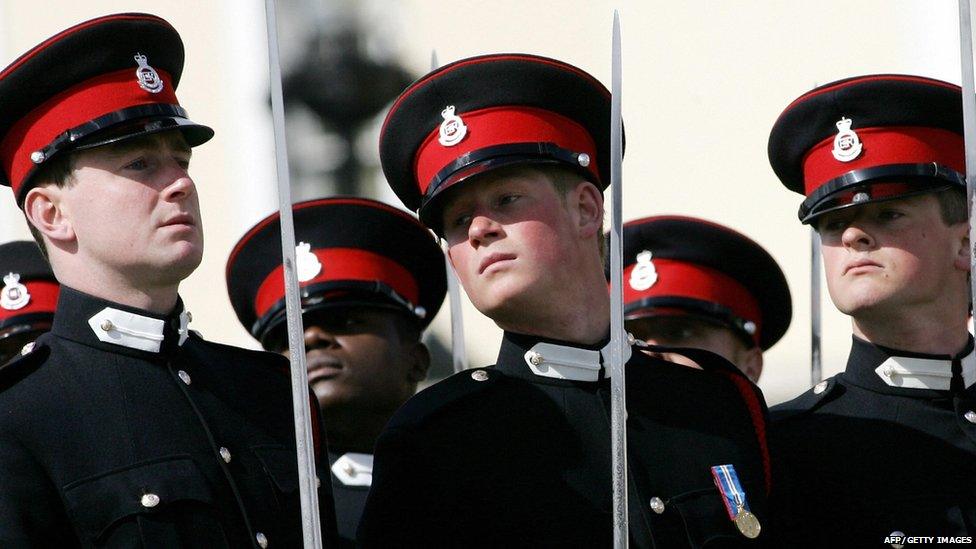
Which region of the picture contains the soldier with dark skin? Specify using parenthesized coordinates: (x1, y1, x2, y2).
(226, 196, 446, 546)
(616, 216, 792, 383)
(768, 75, 976, 546)
(358, 53, 773, 548)
(0, 14, 336, 546)
(0, 241, 59, 364)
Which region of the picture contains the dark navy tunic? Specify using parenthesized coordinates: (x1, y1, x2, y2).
(359, 332, 771, 548)
(771, 336, 976, 547)
(0, 287, 337, 548)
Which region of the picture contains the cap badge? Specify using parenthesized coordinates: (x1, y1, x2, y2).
(133, 53, 164, 94)
(742, 321, 757, 336)
(296, 242, 322, 282)
(438, 105, 468, 147)
(1, 273, 30, 311)
(629, 250, 658, 291)
(831, 117, 862, 162)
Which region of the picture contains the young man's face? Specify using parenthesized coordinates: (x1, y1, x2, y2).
(627, 315, 763, 381)
(816, 193, 969, 320)
(281, 307, 425, 416)
(59, 131, 203, 287)
(440, 169, 585, 321)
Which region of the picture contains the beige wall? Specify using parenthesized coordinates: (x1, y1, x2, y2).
(0, 1, 963, 404)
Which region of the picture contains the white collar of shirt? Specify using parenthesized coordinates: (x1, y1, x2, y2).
(523, 338, 632, 382)
(87, 306, 191, 353)
(331, 452, 373, 487)
(874, 348, 976, 390)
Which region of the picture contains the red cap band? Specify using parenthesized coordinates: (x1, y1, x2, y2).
(1, 67, 178, 198)
(622, 258, 762, 345)
(0, 280, 59, 322)
(802, 126, 964, 195)
(413, 106, 599, 196)
(254, 247, 420, 318)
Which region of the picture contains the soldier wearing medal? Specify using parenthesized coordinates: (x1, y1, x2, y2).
(767, 75, 976, 545)
(226, 196, 447, 547)
(0, 241, 59, 363)
(0, 14, 337, 546)
(357, 53, 772, 547)
(615, 216, 791, 382)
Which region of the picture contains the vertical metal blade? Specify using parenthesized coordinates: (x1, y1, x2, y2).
(444, 246, 468, 372)
(810, 227, 822, 386)
(263, 1, 323, 546)
(959, 0, 976, 325)
(609, 9, 629, 549)
(430, 49, 468, 373)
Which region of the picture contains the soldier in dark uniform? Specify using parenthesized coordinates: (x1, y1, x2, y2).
(767, 75, 976, 546)
(616, 216, 792, 382)
(0, 14, 336, 547)
(0, 241, 59, 363)
(226, 196, 447, 546)
(357, 53, 772, 547)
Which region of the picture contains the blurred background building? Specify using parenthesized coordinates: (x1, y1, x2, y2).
(0, 0, 964, 403)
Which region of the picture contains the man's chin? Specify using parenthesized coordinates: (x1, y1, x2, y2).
(312, 381, 351, 409)
(164, 247, 204, 279)
(470, 280, 533, 317)
(835, 293, 898, 318)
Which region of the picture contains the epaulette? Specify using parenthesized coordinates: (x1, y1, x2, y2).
(384, 367, 498, 431)
(635, 340, 743, 376)
(769, 376, 840, 423)
(184, 331, 289, 372)
(0, 340, 49, 392)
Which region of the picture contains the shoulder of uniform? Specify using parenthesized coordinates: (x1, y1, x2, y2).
(184, 332, 289, 373)
(0, 340, 50, 392)
(770, 376, 840, 422)
(632, 343, 768, 417)
(384, 367, 499, 432)
(632, 342, 747, 379)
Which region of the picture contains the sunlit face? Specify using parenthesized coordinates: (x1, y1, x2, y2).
(815, 194, 968, 320)
(59, 131, 203, 287)
(439, 169, 581, 321)
(279, 307, 422, 416)
(627, 314, 762, 381)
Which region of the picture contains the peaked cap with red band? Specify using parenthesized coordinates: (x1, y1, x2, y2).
(768, 74, 964, 223)
(611, 216, 791, 350)
(226, 197, 447, 349)
(0, 13, 213, 206)
(380, 53, 622, 232)
(0, 240, 59, 338)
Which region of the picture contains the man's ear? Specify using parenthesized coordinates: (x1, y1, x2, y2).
(405, 341, 431, 383)
(573, 181, 604, 240)
(24, 186, 74, 245)
(738, 345, 764, 383)
(954, 222, 970, 273)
